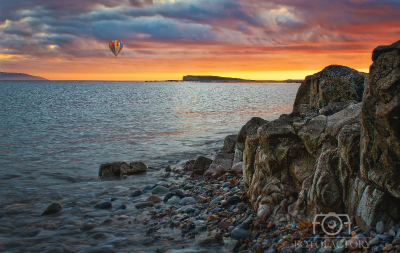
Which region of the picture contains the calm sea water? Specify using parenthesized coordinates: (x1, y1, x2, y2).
(0, 81, 300, 252)
(0, 81, 299, 177)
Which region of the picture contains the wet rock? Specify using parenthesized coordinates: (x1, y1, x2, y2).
(382, 244, 393, 251)
(94, 201, 112, 209)
(41, 202, 62, 216)
(151, 186, 169, 195)
(98, 162, 129, 179)
(195, 231, 222, 245)
(392, 239, 400, 245)
(165, 165, 172, 172)
(146, 227, 155, 235)
(175, 189, 186, 199)
(230, 228, 252, 240)
(135, 201, 154, 209)
(371, 245, 383, 252)
(82, 222, 97, 231)
(117, 204, 126, 210)
(128, 162, 148, 174)
(167, 196, 181, 205)
(146, 195, 163, 203)
(143, 185, 154, 191)
(164, 192, 175, 203)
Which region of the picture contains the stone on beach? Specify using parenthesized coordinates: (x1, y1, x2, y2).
(41, 202, 62, 216)
(98, 161, 147, 179)
(146, 195, 162, 203)
(195, 231, 222, 245)
(135, 201, 154, 209)
(167, 195, 181, 205)
(94, 201, 112, 209)
(151, 185, 169, 194)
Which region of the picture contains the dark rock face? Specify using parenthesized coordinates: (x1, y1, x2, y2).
(223, 134, 237, 154)
(192, 156, 213, 175)
(242, 42, 400, 229)
(294, 65, 366, 108)
(98, 161, 147, 179)
(359, 40, 400, 228)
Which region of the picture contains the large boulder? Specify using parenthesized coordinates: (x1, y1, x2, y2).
(204, 149, 234, 178)
(358, 40, 400, 228)
(242, 41, 400, 229)
(293, 65, 366, 108)
(192, 156, 213, 175)
(361, 40, 400, 199)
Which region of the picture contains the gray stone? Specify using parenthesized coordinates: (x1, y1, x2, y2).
(167, 196, 181, 205)
(230, 228, 252, 240)
(223, 134, 237, 154)
(180, 197, 196, 205)
(151, 186, 169, 195)
(134, 201, 154, 209)
(376, 221, 385, 234)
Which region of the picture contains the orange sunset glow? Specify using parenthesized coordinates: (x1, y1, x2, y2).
(1, 0, 399, 80)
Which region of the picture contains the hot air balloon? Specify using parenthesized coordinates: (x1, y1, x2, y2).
(109, 40, 123, 57)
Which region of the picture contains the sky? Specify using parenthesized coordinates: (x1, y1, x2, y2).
(0, 0, 400, 81)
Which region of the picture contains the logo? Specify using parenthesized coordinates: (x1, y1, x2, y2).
(312, 212, 351, 236)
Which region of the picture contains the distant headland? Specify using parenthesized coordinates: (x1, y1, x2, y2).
(182, 75, 302, 83)
(0, 71, 47, 81)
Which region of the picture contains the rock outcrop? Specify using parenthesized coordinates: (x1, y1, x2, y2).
(98, 161, 148, 179)
(240, 42, 400, 229)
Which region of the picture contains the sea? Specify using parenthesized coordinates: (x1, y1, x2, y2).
(0, 81, 300, 252)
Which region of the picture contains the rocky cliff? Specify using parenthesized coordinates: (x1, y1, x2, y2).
(238, 41, 400, 229)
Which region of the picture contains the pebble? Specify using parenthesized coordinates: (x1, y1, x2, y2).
(94, 201, 112, 209)
(195, 231, 222, 245)
(117, 204, 126, 210)
(180, 197, 196, 205)
(392, 239, 400, 245)
(131, 190, 143, 197)
(146, 195, 163, 203)
(332, 246, 345, 253)
(230, 228, 252, 240)
(371, 245, 383, 252)
(382, 244, 393, 251)
(41, 202, 62, 215)
(369, 237, 379, 247)
(167, 195, 181, 205)
(143, 185, 154, 191)
(174, 189, 186, 199)
(184, 207, 196, 213)
(151, 186, 169, 194)
(134, 201, 154, 209)
(227, 196, 240, 205)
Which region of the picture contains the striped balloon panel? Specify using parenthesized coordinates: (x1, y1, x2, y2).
(109, 40, 123, 56)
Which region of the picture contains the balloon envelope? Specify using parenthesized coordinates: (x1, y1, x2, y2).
(109, 40, 123, 56)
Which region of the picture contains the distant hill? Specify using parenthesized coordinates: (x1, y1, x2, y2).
(182, 75, 302, 83)
(0, 71, 47, 81)
(183, 75, 245, 81)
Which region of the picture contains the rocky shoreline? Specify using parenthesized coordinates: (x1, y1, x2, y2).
(3, 40, 399, 253)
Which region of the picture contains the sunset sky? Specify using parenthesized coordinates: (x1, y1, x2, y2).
(1, 0, 400, 80)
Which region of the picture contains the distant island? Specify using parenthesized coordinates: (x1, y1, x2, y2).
(182, 75, 302, 83)
(0, 71, 47, 81)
